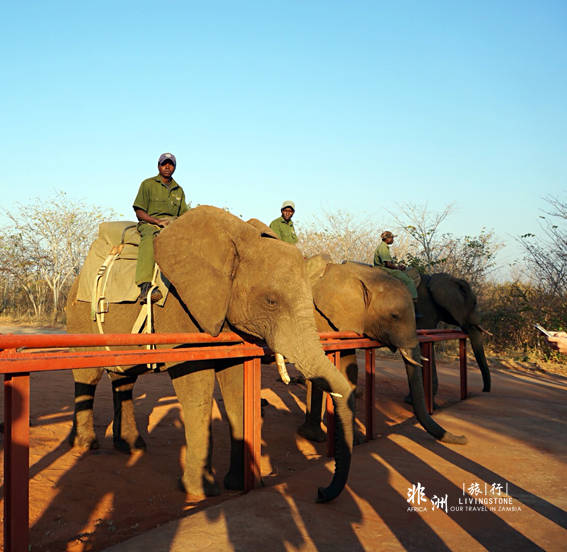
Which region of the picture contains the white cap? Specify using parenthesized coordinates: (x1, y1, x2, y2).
(281, 200, 295, 211)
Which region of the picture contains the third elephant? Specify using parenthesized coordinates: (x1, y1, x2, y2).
(416, 273, 491, 395)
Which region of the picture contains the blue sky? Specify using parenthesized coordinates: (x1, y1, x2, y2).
(2, 1, 566, 277)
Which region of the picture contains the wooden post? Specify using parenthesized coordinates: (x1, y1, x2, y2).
(420, 342, 433, 414)
(243, 358, 262, 491)
(365, 349, 375, 440)
(4, 371, 30, 552)
(326, 351, 339, 458)
(460, 338, 468, 400)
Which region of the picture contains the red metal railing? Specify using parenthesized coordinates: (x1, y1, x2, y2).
(0, 329, 467, 552)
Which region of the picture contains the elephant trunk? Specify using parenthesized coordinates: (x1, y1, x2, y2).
(465, 325, 491, 392)
(271, 314, 354, 503)
(403, 349, 468, 445)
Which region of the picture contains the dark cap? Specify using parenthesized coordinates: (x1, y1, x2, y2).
(381, 230, 395, 240)
(158, 152, 176, 167)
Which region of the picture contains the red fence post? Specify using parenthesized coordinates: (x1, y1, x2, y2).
(326, 351, 339, 458)
(243, 357, 261, 491)
(4, 371, 30, 552)
(365, 349, 375, 441)
(420, 342, 433, 414)
(460, 338, 468, 400)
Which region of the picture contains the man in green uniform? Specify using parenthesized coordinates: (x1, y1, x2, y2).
(373, 230, 418, 302)
(270, 200, 298, 244)
(133, 152, 188, 303)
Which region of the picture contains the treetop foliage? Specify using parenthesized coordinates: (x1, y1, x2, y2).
(1, 191, 566, 360)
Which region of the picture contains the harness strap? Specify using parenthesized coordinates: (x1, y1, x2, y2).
(91, 248, 162, 372)
(91, 245, 122, 322)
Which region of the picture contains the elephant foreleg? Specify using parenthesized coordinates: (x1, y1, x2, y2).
(298, 351, 362, 444)
(216, 360, 246, 490)
(297, 379, 327, 442)
(405, 345, 439, 408)
(169, 361, 219, 498)
(69, 367, 104, 449)
(109, 372, 146, 453)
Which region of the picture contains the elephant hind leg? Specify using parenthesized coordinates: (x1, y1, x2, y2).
(109, 372, 146, 453)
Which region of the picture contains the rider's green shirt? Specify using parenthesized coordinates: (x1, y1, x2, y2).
(373, 241, 392, 266)
(269, 216, 298, 244)
(133, 175, 188, 218)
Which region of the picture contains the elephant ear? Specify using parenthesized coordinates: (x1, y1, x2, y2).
(246, 218, 279, 239)
(312, 264, 367, 334)
(154, 206, 237, 336)
(428, 273, 472, 327)
(305, 254, 332, 286)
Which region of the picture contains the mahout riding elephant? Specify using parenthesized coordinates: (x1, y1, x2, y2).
(297, 256, 467, 445)
(66, 206, 355, 503)
(416, 273, 491, 395)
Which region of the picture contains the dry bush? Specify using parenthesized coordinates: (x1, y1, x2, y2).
(479, 281, 567, 359)
(297, 210, 412, 264)
(1, 191, 118, 322)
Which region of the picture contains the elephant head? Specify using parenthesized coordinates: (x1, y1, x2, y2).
(304, 257, 466, 445)
(309, 259, 419, 354)
(154, 206, 354, 502)
(420, 273, 491, 392)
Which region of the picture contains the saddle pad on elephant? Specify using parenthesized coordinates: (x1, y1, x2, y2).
(76, 221, 169, 305)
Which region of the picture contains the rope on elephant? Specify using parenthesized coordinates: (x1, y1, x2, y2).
(130, 264, 160, 371)
(90, 245, 123, 323)
(91, 257, 161, 372)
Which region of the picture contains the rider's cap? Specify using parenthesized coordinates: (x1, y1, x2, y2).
(281, 200, 295, 211)
(158, 153, 176, 167)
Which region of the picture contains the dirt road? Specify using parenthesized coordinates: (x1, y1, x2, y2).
(1, 324, 565, 551)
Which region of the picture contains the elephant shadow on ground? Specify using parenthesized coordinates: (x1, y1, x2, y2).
(29, 404, 188, 551)
(406, 426, 567, 531)
(353, 430, 548, 551)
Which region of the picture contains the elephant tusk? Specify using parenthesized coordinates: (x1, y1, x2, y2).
(477, 325, 493, 337)
(421, 355, 429, 362)
(275, 353, 291, 384)
(329, 392, 343, 398)
(399, 348, 422, 368)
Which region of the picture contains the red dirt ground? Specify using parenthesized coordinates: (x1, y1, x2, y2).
(0, 323, 559, 551)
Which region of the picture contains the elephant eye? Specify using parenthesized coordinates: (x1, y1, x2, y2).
(265, 295, 279, 308)
(391, 313, 399, 320)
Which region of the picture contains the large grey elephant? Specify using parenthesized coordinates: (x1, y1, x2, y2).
(416, 273, 491, 394)
(297, 257, 467, 445)
(66, 206, 354, 503)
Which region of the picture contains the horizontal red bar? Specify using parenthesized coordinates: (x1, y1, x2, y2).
(0, 329, 468, 375)
(322, 339, 383, 350)
(417, 329, 467, 335)
(418, 333, 467, 342)
(0, 329, 466, 351)
(0, 344, 267, 373)
(0, 332, 245, 350)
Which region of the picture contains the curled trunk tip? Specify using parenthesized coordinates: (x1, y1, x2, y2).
(440, 432, 468, 445)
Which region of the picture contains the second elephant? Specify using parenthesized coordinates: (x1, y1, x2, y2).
(298, 256, 467, 445)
